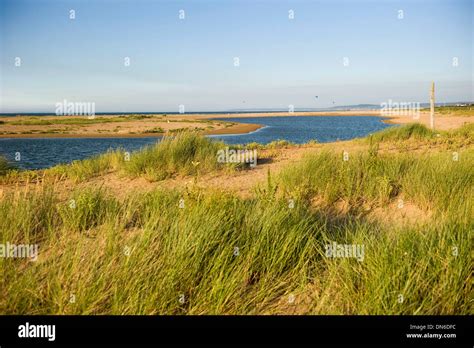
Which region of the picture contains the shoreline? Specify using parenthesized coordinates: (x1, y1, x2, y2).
(192, 110, 383, 118)
(0, 121, 263, 139)
(0, 110, 471, 138)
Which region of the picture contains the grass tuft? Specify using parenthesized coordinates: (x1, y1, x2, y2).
(369, 124, 435, 142)
(0, 156, 16, 176)
(123, 132, 235, 181)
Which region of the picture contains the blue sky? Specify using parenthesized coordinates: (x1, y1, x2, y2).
(0, 0, 472, 112)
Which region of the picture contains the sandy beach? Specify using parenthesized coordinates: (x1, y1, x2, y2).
(0, 115, 262, 138)
(0, 109, 472, 138)
(192, 110, 473, 131)
(381, 111, 472, 130)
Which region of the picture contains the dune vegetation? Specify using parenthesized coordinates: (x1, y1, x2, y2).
(0, 124, 472, 314)
(423, 104, 474, 115)
(5, 114, 164, 126)
(367, 122, 474, 145)
(0, 156, 16, 176)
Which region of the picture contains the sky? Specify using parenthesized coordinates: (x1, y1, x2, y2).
(0, 0, 472, 113)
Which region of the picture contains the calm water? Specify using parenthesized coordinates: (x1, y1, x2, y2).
(0, 138, 160, 170)
(0, 116, 392, 170)
(210, 116, 392, 144)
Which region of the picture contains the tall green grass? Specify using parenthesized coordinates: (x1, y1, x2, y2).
(278, 148, 473, 220)
(42, 132, 242, 183)
(0, 132, 252, 184)
(0, 147, 471, 314)
(45, 149, 124, 182)
(122, 131, 234, 181)
(0, 126, 471, 315)
(369, 124, 435, 142)
(368, 123, 474, 148)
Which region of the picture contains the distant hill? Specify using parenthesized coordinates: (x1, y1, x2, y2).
(227, 102, 473, 113)
(2, 102, 472, 116)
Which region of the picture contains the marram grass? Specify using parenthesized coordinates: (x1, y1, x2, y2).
(50, 131, 248, 182)
(367, 122, 474, 148)
(0, 131, 472, 314)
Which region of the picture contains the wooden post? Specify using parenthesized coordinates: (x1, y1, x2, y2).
(430, 82, 435, 130)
